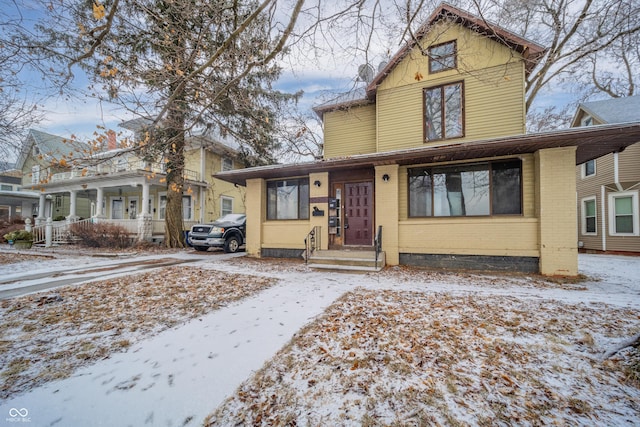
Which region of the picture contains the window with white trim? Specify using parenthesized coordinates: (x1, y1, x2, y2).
(608, 191, 639, 236)
(31, 165, 40, 185)
(221, 196, 233, 216)
(182, 195, 192, 220)
(582, 160, 596, 178)
(222, 157, 234, 171)
(581, 197, 597, 235)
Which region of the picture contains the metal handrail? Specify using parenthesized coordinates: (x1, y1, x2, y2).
(304, 226, 320, 264)
(374, 225, 383, 270)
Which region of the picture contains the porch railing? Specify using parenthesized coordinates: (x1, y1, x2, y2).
(304, 226, 321, 264)
(49, 159, 200, 183)
(374, 225, 383, 270)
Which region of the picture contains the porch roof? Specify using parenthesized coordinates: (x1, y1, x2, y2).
(215, 122, 640, 186)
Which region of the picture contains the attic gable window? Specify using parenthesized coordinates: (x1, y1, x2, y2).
(428, 41, 457, 73)
(424, 82, 464, 141)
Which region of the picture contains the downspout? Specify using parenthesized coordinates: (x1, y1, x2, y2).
(601, 185, 606, 252)
(614, 152, 623, 191)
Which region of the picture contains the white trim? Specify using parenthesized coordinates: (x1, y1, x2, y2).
(608, 190, 639, 236)
(127, 196, 139, 219)
(601, 186, 607, 251)
(581, 196, 597, 236)
(110, 197, 124, 220)
(614, 152, 623, 191)
(581, 159, 596, 179)
(221, 196, 234, 216)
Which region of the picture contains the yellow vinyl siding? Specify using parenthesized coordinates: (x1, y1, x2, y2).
(376, 62, 525, 152)
(378, 21, 523, 91)
(323, 104, 376, 159)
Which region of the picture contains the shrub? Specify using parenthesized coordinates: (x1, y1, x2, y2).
(69, 222, 133, 249)
(0, 218, 29, 243)
(3, 230, 33, 242)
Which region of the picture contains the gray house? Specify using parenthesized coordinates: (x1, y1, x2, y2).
(573, 96, 640, 254)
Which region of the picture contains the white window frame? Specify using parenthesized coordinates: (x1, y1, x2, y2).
(222, 157, 233, 171)
(608, 191, 639, 236)
(182, 195, 193, 220)
(582, 160, 596, 178)
(581, 196, 597, 236)
(31, 165, 40, 185)
(221, 196, 233, 216)
(581, 115, 593, 127)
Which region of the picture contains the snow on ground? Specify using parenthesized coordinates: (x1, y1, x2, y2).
(0, 249, 639, 427)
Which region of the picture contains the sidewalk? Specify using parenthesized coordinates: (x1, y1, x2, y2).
(0, 265, 357, 427)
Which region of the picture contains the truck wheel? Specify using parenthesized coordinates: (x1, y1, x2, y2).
(224, 236, 240, 253)
(194, 246, 208, 252)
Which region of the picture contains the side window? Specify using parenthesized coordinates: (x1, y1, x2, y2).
(608, 191, 638, 236)
(581, 197, 597, 235)
(222, 157, 233, 171)
(31, 165, 40, 185)
(221, 197, 233, 216)
(428, 40, 457, 73)
(582, 160, 596, 178)
(424, 82, 463, 141)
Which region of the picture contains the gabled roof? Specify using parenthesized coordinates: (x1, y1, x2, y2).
(571, 96, 640, 126)
(367, 3, 545, 97)
(314, 3, 546, 116)
(15, 129, 74, 170)
(215, 123, 640, 186)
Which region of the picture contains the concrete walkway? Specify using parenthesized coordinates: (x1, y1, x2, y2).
(0, 259, 357, 427)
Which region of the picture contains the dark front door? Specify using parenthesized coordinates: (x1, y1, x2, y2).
(344, 181, 373, 246)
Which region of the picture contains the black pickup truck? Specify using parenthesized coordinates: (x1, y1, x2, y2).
(188, 213, 246, 253)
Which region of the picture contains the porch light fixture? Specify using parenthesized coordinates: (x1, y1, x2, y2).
(313, 180, 322, 187)
(382, 174, 390, 182)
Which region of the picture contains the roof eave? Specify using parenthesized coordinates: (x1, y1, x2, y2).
(215, 123, 640, 187)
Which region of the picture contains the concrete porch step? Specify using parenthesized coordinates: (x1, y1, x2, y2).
(308, 249, 385, 272)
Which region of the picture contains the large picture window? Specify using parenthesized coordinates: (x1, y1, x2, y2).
(409, 160, 521, 217)
(424, 82, 463, 141)
(267, 178, 309, 220)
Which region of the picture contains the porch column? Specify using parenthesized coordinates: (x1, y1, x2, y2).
(94, 187, 105, 218)
(67, 190, 79, 221)
(375, 164, 400, 265)
(37, 193, 46, 225)
(245, 178, 265, 258)
(535, 147, 578, 276)
(137, 182, 152, 242)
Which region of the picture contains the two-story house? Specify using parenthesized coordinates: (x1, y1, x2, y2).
(0, 168, 42, 220)
(18, 127, 245, 242)
(215, 3, 640, 276)
(573, 95, 640, 254)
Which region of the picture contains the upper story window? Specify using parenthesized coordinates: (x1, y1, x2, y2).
(581, 115, 593, 127)
(0, 184, 12, 191)
(409, 159, 522, 217)
(31, 165, 40, 185)
(267, 178, 309, 220)
(428, 41, 457, 73)
(424, 82, 464, 141)
(222, 157, 233, 171)
(582, 159, 596, 178)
